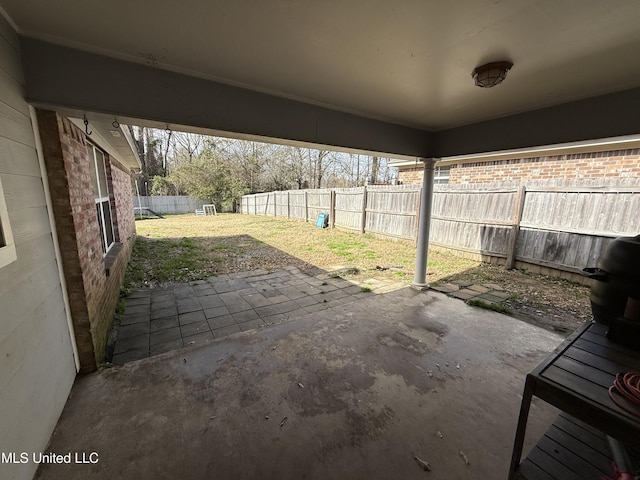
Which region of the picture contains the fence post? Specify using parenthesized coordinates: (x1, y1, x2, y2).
(360, 186, 368, 234)
(287, 191, 291, 218)
(506, 185, 526, 269)
(330, 190, 336, 229)
(274, 193, 277, 217)
(304, 191, 309, 222)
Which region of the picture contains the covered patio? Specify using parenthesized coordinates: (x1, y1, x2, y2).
(36, 287, 561, 480)
(2, 1, 640, 480)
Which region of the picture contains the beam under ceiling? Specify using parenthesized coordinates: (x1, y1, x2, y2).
(21, 38, 640, 159)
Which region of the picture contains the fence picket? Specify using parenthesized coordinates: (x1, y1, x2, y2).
(239, 180, 640, 277)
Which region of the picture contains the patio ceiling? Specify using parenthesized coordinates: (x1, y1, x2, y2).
(3, 0, 640, 158)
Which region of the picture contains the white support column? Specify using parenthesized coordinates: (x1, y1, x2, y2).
(412, 157, 439, 290)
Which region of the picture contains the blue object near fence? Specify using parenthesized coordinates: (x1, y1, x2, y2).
(316, 213, 329, 228)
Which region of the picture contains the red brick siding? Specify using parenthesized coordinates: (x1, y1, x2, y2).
(110, 159, 136, 246)
(38, 109, 135, 372)
(398, 149, 640, 185)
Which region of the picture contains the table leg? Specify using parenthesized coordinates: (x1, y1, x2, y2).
(508, 375, 534, 479)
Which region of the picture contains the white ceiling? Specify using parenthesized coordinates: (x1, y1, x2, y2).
(3, 0, 640, 131)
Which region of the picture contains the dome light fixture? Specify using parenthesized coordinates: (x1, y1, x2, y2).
(472, 61, 513, 88)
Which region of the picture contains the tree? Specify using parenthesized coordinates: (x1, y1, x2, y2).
(150, 175, 179, 196)
(135, 127, 400, 197)
(168, 150, 246, 210)
(230, 141, 266, 193)
(293, 147, 336, 188)
(370, 156, 379, 184)
(173, 131, 204, 163)
(290, 147, 309, 189)
(129, 126, 165, 195)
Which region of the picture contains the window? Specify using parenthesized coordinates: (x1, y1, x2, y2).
(88, 143, 115, 254)
(434, 165, 450, 184)
(0, 176, 17, 268)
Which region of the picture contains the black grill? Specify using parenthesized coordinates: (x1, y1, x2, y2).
(585, 234, 640, 348)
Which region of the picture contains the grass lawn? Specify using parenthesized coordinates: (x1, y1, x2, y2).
(129, 213, 476, 287)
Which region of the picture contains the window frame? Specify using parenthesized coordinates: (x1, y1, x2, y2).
(434, 165, 450, 185)
(87, 142, 115, 256)
(0, 175, 17, 268)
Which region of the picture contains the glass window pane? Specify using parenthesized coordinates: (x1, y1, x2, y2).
(96, 203, 106, 253)
(88, 145, 99, 198)
(95, 149, 109, 198)
(101, 201, 114, 248)
(434, 166, 450, 185)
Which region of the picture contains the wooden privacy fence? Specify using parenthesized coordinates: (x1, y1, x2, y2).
(133, 195, 205, 214)
(239, 184, 640, 277)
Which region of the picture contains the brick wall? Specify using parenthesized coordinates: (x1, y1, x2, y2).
(397, 166, 424, 185)
(398, 149, 640, 185)
(111, 160, 136, 246)
(38, 109, 135, 373)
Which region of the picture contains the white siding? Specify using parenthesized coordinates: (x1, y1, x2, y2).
(0, 14, 76, 480)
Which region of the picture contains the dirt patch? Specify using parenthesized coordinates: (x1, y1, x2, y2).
(439, 263, 592, 335)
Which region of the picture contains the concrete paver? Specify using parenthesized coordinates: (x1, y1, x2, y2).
(207, 315, 235, 329)
(197, 295, 225, 309)
(450, 290, 476, 300)
(204, 306, 231, 319)
(150, 306, 176, 320)
(149, 327, 180, 345)
(122, 303, 149, 315)
(120, 313, 149, 325)
(435, 280, 517, 312)
(124, 296, 151, 307)
(111, 267, 384, 365)
(149, 316, 178, 332)
(178, 311, 206, 325)
(213, 324, 241, 336)
(179, 320, 209, 337)
(477, 293, 510, 303)
(117, 323, 149, 337)
(468, 284, 491, 294)
(149, 338, 182, 356)
(231, 309, 259, 322)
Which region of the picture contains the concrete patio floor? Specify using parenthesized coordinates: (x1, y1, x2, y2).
(36, 286, 564, 480)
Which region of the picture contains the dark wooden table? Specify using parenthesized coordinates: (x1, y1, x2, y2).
(509, 322, 640, 479)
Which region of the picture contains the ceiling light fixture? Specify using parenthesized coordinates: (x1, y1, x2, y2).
(472, 61, 513, 88)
